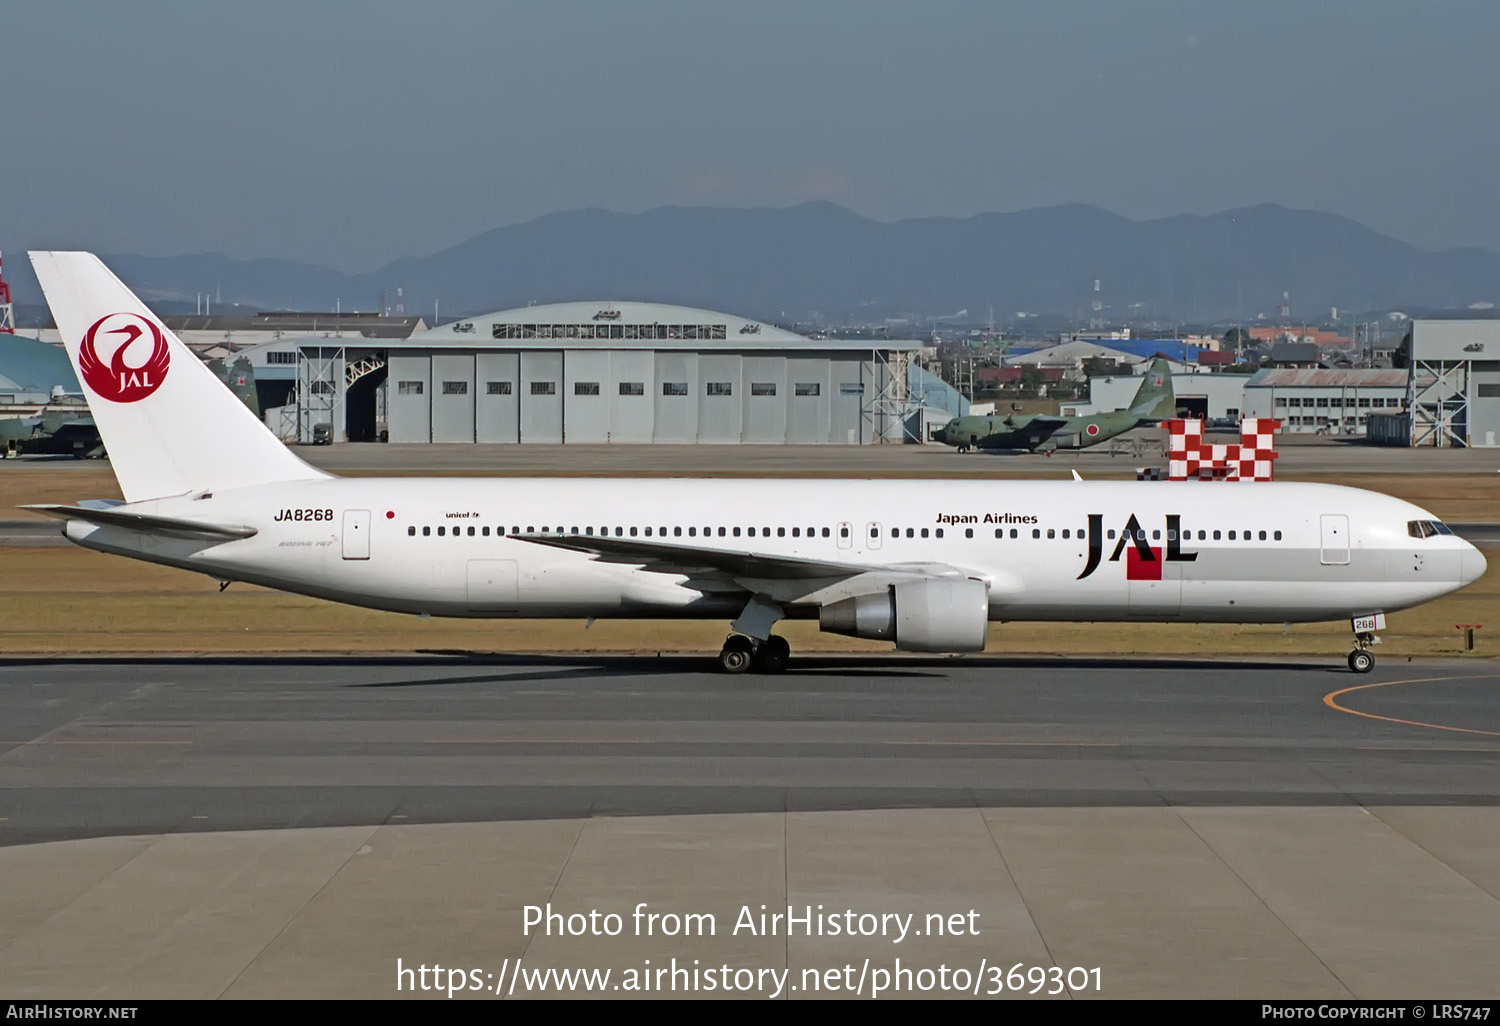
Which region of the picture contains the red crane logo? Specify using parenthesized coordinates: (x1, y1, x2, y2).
(78, 313, 170, 403)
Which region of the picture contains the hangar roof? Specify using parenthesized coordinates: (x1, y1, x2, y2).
(406, 301, 924, 351)
(0, 333, 79, 394)
(1245, 369, 1408, 388)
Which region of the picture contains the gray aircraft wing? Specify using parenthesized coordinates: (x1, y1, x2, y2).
(512, 532, 986, 588)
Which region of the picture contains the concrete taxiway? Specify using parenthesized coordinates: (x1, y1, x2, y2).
(1, 656, 1499, 998)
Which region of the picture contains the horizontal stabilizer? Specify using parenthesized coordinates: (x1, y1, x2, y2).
(21, 504, 257, 540)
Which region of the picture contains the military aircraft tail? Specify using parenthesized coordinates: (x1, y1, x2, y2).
(1127, 358, 1175, 420)
(28, 252, 328, 503)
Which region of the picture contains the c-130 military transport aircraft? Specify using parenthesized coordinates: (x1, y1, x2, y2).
(25, 252, 1487, 674)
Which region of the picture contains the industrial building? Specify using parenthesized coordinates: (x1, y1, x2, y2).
(1069, 370, 1250, 422)
(1070, 367, 1408, 435)
(1241, 369, 1407, 433)
(266, 301, 949, 445)
(1402, 320, 1500, 447)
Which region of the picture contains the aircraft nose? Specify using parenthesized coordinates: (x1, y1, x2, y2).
(1463, 544, 1488, 587)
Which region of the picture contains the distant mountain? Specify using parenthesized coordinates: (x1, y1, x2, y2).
(15, 202, 1500, 323)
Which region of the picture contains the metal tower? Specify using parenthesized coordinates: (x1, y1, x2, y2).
(0, 251, 14, 334)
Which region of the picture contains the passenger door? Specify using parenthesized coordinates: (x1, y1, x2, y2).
(1320, 514, 1350, 565)
(865, 522, 883, 551)
(342, 509, 371, 560)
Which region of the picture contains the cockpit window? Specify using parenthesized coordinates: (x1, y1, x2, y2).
(1408, 520, 1454, 538)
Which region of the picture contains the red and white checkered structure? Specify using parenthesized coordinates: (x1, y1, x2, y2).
(1165, 418, 1280, 481)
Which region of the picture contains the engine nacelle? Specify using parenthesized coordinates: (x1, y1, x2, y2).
(819, 578, 990, 652)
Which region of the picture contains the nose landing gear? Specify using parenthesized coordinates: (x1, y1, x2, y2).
(1345, 614, 1385, 673)
(1347, 630, 1380, 673)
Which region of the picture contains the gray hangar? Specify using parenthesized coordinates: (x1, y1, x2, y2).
(288, 301, 925, 444)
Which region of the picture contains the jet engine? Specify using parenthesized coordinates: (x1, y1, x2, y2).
(819, 578, 990, 652)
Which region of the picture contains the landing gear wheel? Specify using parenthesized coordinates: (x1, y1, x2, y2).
(718, 635, 754, 674)
(1348, 650, 1375, 674)
(753, 635, 790, 674)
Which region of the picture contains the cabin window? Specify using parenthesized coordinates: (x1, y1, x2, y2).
(1274, 530, 1282, 540)
(1152, 530, 1160, 540)
(437, 526, 445, 536)
(1228, 531, 1236, 540)
(482, 526, 490, 537)
(920, 528, 929, 538)
(822, 528, 831, 538)
(1213, 530, 1221, 540)
(1259, 530, 1267, 541)
(688, 527, 696, 537)
(1197, 530, 1206, 540)
(629, 527, 638, 537)
(1107, 530, 1116, 539)
(747, 527, 756, 537)
(792, 528, 801, 537)
(467, 526, 475, 536)
(407, 526, 415, 536)
(1136, 530, 1146, 541)
(1166, 530, 1176, 541)
(965, 528, 973, 538)
(840, 526, 850, 538)
(935, 528, 944, 538)
(995, 529, 1004, 538)
(1010, 528, 1019, 538)
(1047, 529, 1055, 539)
(1033, 529, 1041, 539)
(777, 527, 785, 537)
(422, 526, 431, 536)
(907, 528, 915, 538)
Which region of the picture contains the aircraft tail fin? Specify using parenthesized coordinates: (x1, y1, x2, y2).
(1128, 358, 1175, 419)
(28, 252, 328, 503)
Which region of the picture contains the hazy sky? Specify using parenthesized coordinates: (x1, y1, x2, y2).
(4, 1, 1498, 273)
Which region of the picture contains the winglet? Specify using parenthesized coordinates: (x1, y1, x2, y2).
(1071, 469, 1083, 481)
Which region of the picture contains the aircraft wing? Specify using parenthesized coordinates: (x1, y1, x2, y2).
(513, 532, 978, 584)
(21, 504, 257, 541)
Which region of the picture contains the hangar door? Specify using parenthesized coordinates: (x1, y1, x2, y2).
(431, 353, 475, 443)
(520, 351, 563, 443)
(476, 352, 519, 443)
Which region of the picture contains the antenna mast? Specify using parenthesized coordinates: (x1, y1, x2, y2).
(0, 251, 14, 334)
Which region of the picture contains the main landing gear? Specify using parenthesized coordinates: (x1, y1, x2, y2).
(1347, 631, 1379, 674)
(718, 594, 790, 674)
(718, 633, 791, 674)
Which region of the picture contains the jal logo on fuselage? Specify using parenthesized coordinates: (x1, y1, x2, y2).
(1077, 513, 1197, 580)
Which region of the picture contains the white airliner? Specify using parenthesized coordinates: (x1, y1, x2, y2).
(24, 252, 1487, 674)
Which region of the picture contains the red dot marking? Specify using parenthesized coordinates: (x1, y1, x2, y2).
(386, 511, 395, 519)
